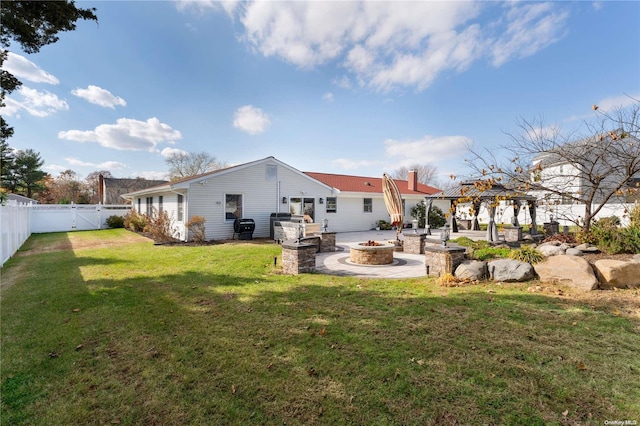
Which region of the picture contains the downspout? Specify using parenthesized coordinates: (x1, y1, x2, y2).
(277, 181, 281, 213)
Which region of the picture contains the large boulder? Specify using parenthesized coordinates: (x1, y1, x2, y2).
(593, 260, 640, 289)
(454, 260, 487, 280)
(537, 244, 566, 257)
(487, 259, 535, 282)
(534, 255, 598, 291)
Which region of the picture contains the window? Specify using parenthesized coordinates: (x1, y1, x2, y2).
(177, 194, 184, 221)
(363, 198, 372, 213)
(146, 197, 153, 216)
(158, 196, 163, 213)
(137, 198, 141, 212)
(225, 194, 243, 220)
(326, 197, 337, 213)
(266, 164, 277, 181)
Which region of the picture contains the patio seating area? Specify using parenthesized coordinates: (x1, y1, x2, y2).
(315, 229, 489, 278)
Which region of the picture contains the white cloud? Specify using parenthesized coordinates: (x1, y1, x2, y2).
(58, 117, 182, 151)
(490, 2, 569, 67)
(2, 86, 68, 117)
(131, 170, 170, 180)
(71, 85, 127, 109)
(160, 147, 189, 157)
(44, 164, 68, 173)
(4, 52, 59, 84)
(332, 76, 353, 90)
(331, 158, 380, 170)
(65, 157, 126, 170)
(209, 1, 569, 92)
(233, 105, 271, 134)
(594, 94, 640, 113)
(323, 92, 334, 102)
(175, 0, 240, 16)
(383, 134, 473, 167)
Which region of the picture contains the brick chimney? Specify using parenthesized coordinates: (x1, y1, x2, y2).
(408, 169, 418, 191)
(98, 174, 104, 204)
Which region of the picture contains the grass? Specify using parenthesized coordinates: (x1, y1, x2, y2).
(2, 230, 640, 425)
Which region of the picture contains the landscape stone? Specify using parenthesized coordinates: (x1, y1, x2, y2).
(454, 260, 487, 280)
(534, 255, 598, 291)
(537, 244, 566, 257)
(632, 254, 640, 263)
(565, 248, 583, 256)
(487, 259, 535, 282)
(593, 260, 640, 288)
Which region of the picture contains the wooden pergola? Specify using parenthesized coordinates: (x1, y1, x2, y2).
(425, 182, 538, 242)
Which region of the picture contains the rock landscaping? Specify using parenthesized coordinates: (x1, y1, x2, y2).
(450, 236, 638, 291)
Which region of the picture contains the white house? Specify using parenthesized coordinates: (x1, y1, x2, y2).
(122, 156, 441, 241)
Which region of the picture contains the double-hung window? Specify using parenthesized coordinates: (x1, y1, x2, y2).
(363, 198, 373, 213)
(146, 197, 153, 216)
(326, 197, 337, 213)
(177, 194, 184, 221)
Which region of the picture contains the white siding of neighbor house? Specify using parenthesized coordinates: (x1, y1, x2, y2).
(186, 160, 333, 240)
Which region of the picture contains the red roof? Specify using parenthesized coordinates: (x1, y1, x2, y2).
(304, 172, 440, 195)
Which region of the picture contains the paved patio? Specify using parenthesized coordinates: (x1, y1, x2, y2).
(315, 228, 488, 278)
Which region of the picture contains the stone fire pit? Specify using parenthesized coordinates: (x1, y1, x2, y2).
(350, 241, 394, 265)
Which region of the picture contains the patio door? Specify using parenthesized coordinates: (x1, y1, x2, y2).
(289, 197, 315, 222)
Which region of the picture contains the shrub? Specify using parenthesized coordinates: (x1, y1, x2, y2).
(591, 216, 625, 254)
(105, 215, 125, 228)
(377, 220, 393, 230)
(187, 216, 207, 243)
(543, 233, 577, 244)
(621, 226, 640, 253)
(144, 209, 175, 243)
(472, 247, 510, 261)
(629, 203, 640, 228)
(508, 246, 544, 264)
(123, 209, 147, 232)
(410, 204, 446, 229)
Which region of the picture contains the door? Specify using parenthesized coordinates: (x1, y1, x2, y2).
(289, 197, 315, 222)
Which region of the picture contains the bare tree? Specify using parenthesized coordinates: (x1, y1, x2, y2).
(465, 100, 640, 231)
(391, 164, 439, 185)
(165, 151, 226, 181)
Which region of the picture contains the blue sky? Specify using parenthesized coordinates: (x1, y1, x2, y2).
(3, 0, 639, 185)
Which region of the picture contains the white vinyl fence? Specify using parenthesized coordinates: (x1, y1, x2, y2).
(0, 203, 131, 266)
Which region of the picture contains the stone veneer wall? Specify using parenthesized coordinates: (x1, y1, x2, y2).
(320, 232, 336, 253)
(350, 246, 394, 265)
(282, 241, 317, 275)
(504, 227, 522, 242)
(403, 233, 426, 254)
(424, 246, 466, 277)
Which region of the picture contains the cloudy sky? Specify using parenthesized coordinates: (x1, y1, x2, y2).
(2, 1, 639, 183)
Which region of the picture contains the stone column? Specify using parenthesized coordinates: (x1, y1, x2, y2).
(424, 245, 466, 277)
(320, 231, 336, 253)
(403, 232, 426, 254)
(282, 240, 317, 275)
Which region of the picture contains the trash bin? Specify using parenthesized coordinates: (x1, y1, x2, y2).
(270, 213, 291, 239)
(234, 218, 255, 240)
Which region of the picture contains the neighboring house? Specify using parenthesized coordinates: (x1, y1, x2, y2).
(98, 175, 168, 204)
(7, 193, 39, 204)
(122, 156, 441, 241)
(531, 130, 640, 206)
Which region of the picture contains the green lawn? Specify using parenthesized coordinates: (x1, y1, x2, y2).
(2, 229, 639, 425)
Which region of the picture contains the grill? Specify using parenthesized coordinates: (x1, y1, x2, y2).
(233, 218, 255, 240)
